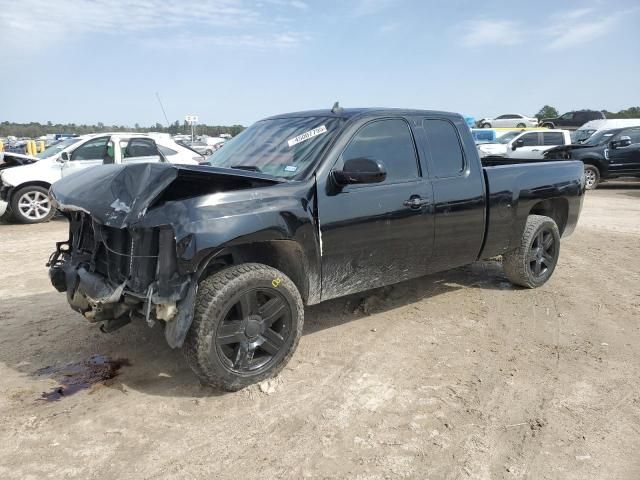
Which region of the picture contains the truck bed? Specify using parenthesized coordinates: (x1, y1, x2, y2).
(480, 161, 585, 259)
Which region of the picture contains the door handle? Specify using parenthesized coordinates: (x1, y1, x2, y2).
(403, 197, 430, 209)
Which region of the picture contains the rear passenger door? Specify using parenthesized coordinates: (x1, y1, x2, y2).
(317, 117, 434, 300)
(539, 131, 566, 157)
(117, 137, 162, 163)
(419, 118, 486, 271)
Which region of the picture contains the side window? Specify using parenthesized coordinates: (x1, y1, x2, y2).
(423, 119, 465, 178)
(520, 133, 540, 146)
(542, 132, 565, 145)
(340, 119, 419, 184)
(560, 112, 574, 120)
(120, 138, 160, 163)
(496, 115, 507, 120)
(70, 137, 109, 161)
(623, 129, 640, 144)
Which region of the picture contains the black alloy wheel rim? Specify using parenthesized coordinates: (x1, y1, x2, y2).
(529, 228, 556, 279)
(214, 288, 292, 374)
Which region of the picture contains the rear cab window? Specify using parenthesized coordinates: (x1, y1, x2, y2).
(422, 119, 465, 178)
(542, 132, 565, 145)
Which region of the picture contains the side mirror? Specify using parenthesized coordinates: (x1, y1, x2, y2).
(332, 158, 386, 186)
(611, 136, 632, 149)
(512, 139, 524, 150)
(59, 151, 70, 162)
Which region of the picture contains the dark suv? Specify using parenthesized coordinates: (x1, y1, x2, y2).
(540, 110, 605, 130)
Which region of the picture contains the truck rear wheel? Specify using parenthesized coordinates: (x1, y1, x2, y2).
(183, 263, 304, 391)
(503, 215, 560, 288)
(583, 164, 600, 190)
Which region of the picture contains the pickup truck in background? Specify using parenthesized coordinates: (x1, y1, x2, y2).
(478, 129, 571, 164)
(544, 126, 640, 189)
(47, 107, 585, 390)
(0, 133, 199, 224)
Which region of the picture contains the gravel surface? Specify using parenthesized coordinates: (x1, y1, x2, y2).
(1, 182, 639, 479)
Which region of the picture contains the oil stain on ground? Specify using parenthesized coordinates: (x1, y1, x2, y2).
(36, 355, 130, 401)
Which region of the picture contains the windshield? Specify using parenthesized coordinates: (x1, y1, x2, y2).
(584, 129, 617, 146)
(36, 138, 81, 159)
(496, 131, 521, 144)
(572, 129, 595, 144)
(206, 116, 344, 179)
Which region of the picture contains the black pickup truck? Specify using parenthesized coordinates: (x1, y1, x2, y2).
(544, 126, 640, 189)
(48, 107, 585, 390)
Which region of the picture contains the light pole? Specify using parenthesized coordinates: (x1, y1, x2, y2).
(185, 114, 199, 143)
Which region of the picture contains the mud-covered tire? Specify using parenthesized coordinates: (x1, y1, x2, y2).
(583, 164, 600, 190)
(183, 263, 304, 391)
(10, 185, 55, 224)
(503, 215, 561, 288)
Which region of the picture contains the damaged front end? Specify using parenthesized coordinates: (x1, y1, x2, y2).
(47, 162, 287, 347)
(48, 212, 194, 346)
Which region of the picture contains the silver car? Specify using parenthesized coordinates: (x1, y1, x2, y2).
(478, 114, 538, 128)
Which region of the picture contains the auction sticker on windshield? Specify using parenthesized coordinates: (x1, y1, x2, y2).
(287, 126, 327, 147)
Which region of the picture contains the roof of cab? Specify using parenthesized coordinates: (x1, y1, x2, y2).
(263, 108, 463, 121)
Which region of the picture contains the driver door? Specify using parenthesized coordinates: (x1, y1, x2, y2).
(61, 136, 112, 177)
(509, 132, 543, 159)
(607, 128, 640, 175)
(317, 117, 434, 301)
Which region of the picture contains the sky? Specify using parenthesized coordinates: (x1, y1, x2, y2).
(1, 0, 639, 127)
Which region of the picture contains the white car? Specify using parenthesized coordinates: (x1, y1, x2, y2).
(477, 130, 571, 159)
(478, 114, 538, 129)
(0, 132, 199, 224)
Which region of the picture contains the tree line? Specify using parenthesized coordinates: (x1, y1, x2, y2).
(3, 106, 640, 138)
(0, 120, 245, 139)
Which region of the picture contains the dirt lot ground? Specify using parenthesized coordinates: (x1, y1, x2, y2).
(1, 182, 639, 479)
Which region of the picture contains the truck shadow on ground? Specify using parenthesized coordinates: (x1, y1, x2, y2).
(2, 260, 509, 399)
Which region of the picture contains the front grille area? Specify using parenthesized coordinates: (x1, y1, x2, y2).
(71, 213, 159, 294)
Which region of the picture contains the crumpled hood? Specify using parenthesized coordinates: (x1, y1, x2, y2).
(0, 152, 39, 171)
(50, 162, 283, 228)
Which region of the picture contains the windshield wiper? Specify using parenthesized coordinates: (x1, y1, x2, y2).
(230, 165, 262, 172)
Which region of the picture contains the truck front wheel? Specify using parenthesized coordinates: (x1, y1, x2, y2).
(183, 263, 304, 391)
(503, 215, 560, 288)
(583, 165, 600, 190)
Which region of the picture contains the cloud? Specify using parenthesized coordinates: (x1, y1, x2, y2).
(0, 0, 308, 54)
(545, 8, 621, 49)
(460, 19, 523, 47)
(460, 5, 637, 50)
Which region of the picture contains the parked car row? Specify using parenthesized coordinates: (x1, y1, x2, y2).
(477, 110, 606, 131)
(0, 133, 202, 224)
